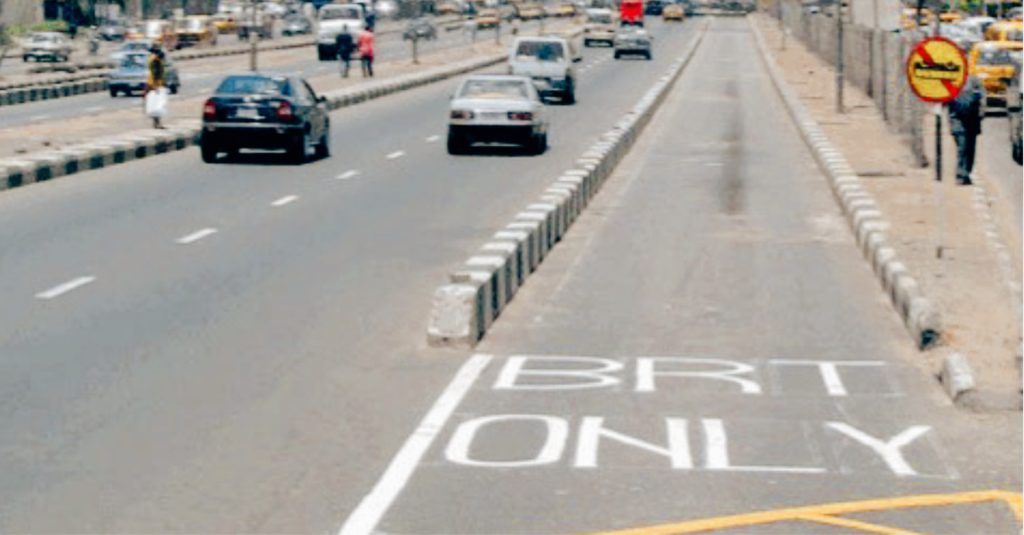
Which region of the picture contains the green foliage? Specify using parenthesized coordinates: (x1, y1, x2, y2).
(6, 20, 70, 38)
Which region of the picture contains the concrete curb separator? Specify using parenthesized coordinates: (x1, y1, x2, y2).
(425, 20, 710, 348)
(0, 52, 510, 191)
(748, 21, 943, 353)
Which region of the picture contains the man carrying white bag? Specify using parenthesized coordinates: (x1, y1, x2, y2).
(143, 45, 169, 129)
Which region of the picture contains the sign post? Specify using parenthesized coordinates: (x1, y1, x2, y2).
(905, 36, 968, 260)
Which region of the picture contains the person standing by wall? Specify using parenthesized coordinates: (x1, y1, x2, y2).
(947, 75, 984, 185)
(358, 24, 374, 77)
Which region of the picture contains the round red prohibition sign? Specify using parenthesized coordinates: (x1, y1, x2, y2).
(905, 36, 968, 104)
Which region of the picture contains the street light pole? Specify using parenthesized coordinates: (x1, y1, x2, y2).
(836, 0, 844, 114)
(249, 0, 258, 72)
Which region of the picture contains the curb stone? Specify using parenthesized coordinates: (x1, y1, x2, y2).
(425, 20, 710, 348)
(749, 19, 943, 351)
(0, 51, 511, 192)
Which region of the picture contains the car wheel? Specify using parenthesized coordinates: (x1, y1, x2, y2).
(447, 132, 467, 155)
(563, 81, 576, 105)
(23, 55, 31, 62)
(531, 132, 547, 155)
(1014, 141, 1023, 165)
(289, 132, 309, 163)
(170, 84, 179, 95)
(109, 88, 118, 97)
(613, 51, 621, 59)
(315, 128, 331, 159)
(645, 51, 652, 60)
(201, 142, 219, 163)
(584, 39, 591, 47)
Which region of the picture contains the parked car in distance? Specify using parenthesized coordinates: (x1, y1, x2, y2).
(447, 75, 549, 155)
(509, 36, 577, 103)
(22, 32, 73, 62)
(476, 8, 502, 29)
(109, 39, 154, 64)
(663, 3, 684, 21)
(281, 14, 313, 35)
(517, 3, 546, 20)
(614, 26, 652, 60)
(238, 11, 275, 40)
(97, 20, 128, 41)
(969, 40, 1024, 107)
(212, 13, 240, 34)
(108, 52, 181, 96)
(175, 15, 219, 47)
(436, 1, 462, 15)
(645, 0, 665, 15)
(583, 8, 616, 46)
(127, 19, 179, 50)
(403, 18, 438, 40)
(201, 74, 331, 163)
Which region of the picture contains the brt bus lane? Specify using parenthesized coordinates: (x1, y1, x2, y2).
(343, 17, 1021, 535)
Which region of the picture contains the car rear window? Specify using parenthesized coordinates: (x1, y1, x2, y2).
(459, 79, 529, 99)
(216, 76, 291, 95)
(587, 13, 612, 23)
(979, 48, 1014, 65)
(321, 6, 361, 20)
(120, 54, 147, 69)
(515, 41, 565, 61)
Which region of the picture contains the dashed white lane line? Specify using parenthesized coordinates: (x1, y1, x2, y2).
(425, 135, 440, 143)
(386, 150, 406, 160)
(271, 194, 299, 207)
(337, 170, 360, 180)
(176, 227, 218, 244)
(35, 276, 96, 300)
(337, 354, 493, 535)
(29, 114, 52, 122)
(84, 105, 105, 113)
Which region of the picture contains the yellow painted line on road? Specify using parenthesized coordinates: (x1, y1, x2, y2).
(588, 490, 1023, 535)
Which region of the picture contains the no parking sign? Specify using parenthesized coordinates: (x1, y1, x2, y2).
(906, 36, 968, 103)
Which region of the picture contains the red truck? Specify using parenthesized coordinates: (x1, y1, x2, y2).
(620, 0, 644, 25)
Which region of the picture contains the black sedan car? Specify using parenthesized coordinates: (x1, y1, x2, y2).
(200, 74, 331, 163)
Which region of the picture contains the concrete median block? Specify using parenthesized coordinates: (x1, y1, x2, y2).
(517, 210, 553, 252)
(509, 216, 547, 263)
(940, 352, 976, 400)
(527, 203, 561, 241)
(481, 243, 520, 299)
(451, 267, 500, 325)
(427, 282, 486, 348)
(909, 296, 941, 349)
(491, 231, 531, 285)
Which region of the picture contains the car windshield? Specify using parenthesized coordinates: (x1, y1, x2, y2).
(30, 34, 57, 43)
(176, 19, 205, 30)
(459, 79, 529, 99)
(321, 6, 361, 20)
(979, 47, 1014, 65)
(216, 76, 291, 95)
(515, 41, 565, 61)
(120, 54, 148, 69)
(123, 41, 150, 51)
(588, 13, 612, 23)
(285, 15, 307, 23)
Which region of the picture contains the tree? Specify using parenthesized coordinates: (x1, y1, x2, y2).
(0, 23, 10, 77)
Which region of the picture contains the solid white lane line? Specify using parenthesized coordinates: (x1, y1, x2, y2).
(29, 114, 51, 122)
(337, 170, 360, 180)
(176, 227, 218, 244)
(386, 150, 405, 160)
(271, 195, 299, 207)
(337, 353, 493, 535)
(35, 276, 96, 299)
(425, 135, 440, 143)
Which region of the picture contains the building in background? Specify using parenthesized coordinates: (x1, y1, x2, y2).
(1, 0, 44, 26)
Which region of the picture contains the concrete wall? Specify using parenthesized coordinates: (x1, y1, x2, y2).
(776, 1, 928, 165)
(1, 0, 45, 26)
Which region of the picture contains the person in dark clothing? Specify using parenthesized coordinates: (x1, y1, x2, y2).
(947, 75, 984, 185)
(336, 31, 355, 77)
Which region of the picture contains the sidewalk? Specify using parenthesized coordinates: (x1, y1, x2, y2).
(753, 15, 1021, 408)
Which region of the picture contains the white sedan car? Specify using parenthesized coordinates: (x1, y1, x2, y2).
(447, 75, 549, 155)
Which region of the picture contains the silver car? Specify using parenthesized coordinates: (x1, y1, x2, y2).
(447, 75, 549, 155)
(613, 27, 652, 60)
(22, 32, 73, 62)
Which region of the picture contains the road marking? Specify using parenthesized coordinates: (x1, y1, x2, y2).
(386, 150, 405, 160)
(336, 169, 360, 180)
(176, 227, 218, 244)
(587, 491, 1023, 535)
(425, 135, 440, 143)
(35, 276, 96, 299)
(29, 114, 51, 122)
(84, 105, 104, 113)
(271, 194, 299, 207)
(338, 354, 492, 535)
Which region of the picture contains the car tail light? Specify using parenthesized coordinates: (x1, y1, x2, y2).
(508, 111, 533, 121)
(450, 110, 474, 120)
(203, 99, 217, 120)
(277, 100, 294, 121)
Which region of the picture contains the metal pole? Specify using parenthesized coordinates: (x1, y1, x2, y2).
(935, 104, 944, 260)
(836, 0, 844, 114)
(412, 37, 419, 64)
(249, 0, 258, 72)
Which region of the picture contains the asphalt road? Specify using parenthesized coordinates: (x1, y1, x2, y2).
(0, 18, 703, 533)
(0, 19, 510, 129)
(979, 115, 1023, 261)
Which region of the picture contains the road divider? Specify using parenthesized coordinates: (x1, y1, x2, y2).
(426, 20, 709, 349)
(748, 20, 941, 352)
(0, 26, 582, 193)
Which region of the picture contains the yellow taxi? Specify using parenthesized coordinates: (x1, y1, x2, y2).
(969, 40, 1024, 103)
(557, 3, 577, 17)
(436, 1, 461, 15)
(984, 20, 1023, 42)
(175, 15, 218, 47)
(900, 8, 933, 29)
(517, 3, 545, 19)
(663, 3, 684, 21)
(212, 13, 239, 33)
(938, 11, 961, 23)
(475, 8, 501, 28)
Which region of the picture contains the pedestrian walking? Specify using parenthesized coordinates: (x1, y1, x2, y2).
(358, 25, 374, 77)
(336, 30, 355, 77)
(144, 45, 169, 129)
(947, 75, 984, 185)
